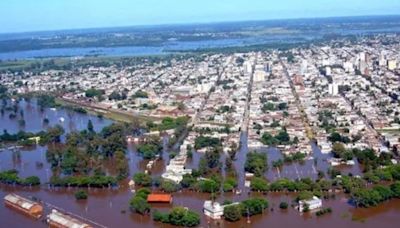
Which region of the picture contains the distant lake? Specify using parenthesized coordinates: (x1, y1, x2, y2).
(0, 35, 308, 60)
(1, 22, 400, 60)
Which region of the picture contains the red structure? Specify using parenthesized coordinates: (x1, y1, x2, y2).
(147, 194, 173, 203)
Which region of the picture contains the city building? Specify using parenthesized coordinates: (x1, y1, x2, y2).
(388, 60, 397, 70)
(328, 83, 339, 95)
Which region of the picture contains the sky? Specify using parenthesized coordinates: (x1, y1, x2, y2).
(0, 0, 400, 33)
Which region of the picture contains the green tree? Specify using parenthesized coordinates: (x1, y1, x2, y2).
(87, 120, 94, 132)
(223, 204, 242, 222)
(250, 177, 269, 192)
(240, 198, 268, 216)
(168, 207, 200, 227)
(133, 173, 152, 187)
(279, 201, 288, 209)
(129, 196, 150, 214)
(390, 182, 400, 198)
(161, 179, 179, 193)
(74, 190, 88, 200)
(332, 142, 346, 158)
(244, 152, 268, 177)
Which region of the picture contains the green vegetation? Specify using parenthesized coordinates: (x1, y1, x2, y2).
(133, 90, 148, 98)
(216, 105, 235, 113)
(297, 191, 314, 201)
(130, 188, 151, 215)
(283, 152, 307, 163)
(137, 137, 163, 159)
(133, 172, 152, 187)
(316, 208, 332, 216)
(0, 170, 40, 186)
(49, 175, 117, 187)
(222, 177, 238, 192)
(0, 126, 65, 145)
(85, 88, 105, 99)
(261, 130, 292, 146)
(0, 84, 8, 98)
(328, 132, 350, 144)
(74, 190, 88, 200)
(160, 179, 180, 193)
(250, 177, 269, 192)
(149, 117, 189, 131)
(244, 152, 268, 177)
(194, 136, 222, 150)
(196, 178, 220, 193)
(352, 183, 400, 208)
(332, 142, 353, 161)
(37, 94, 57, 108)
(279, 201, 289, 209)
(153, 207, 200, 227)
(223, 204, 242, 222)
(46, 123, 129, 179)
(240, 198, 269, 216)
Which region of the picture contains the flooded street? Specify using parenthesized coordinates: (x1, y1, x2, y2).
(1, 99, 400, 228)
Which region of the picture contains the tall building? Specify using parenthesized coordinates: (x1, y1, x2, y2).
(254, 70, 266, 82)
(343, 61, 354, 73)
(301, 59, 308, 75)
(244, 61, 253, 75)
(388, 60, 397, 70)
(328, 83, 339, 95)
(325, 66, 332, 76)
(379, 53, 387, 66)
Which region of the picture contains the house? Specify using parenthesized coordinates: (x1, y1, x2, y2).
(299, 196, 322, 212)
(147, 194, 173, 204)
(203, 201, 224, 219)
(203, 201, 240, 219)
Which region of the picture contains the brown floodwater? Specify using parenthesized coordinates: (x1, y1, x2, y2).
(1, 99, 399, 228)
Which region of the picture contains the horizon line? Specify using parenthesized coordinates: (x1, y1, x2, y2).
(1, 13, 400, 36)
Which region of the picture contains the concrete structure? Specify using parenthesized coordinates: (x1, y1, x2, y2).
(253, 70, 266, 82)
(203, 201, 240, 219)
(328, 83, 339, 95)
(388, 60, 397, 70)
(4, 193, 43, 219)
(299, 196, 322, 212)
(325, 66, 332, 76)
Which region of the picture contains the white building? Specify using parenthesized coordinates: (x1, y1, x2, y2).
(299, 196, 322, 212)
(253, 70, 266, 82)
(325, 66, 332, 76)
(328, 83, 339, 95)
(244, 61, 253, 75)
(203, 201, 240, 219)
(343, 61, 354, 73)
(388, 60, 397, 70)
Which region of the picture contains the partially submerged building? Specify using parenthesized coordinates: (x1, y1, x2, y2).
(203, 201, 240, 220)
(47, 209, 92, 228)
(147, 194, 173, 204)
(299, 196, 322, 212)
(4, 193, 43, 219)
